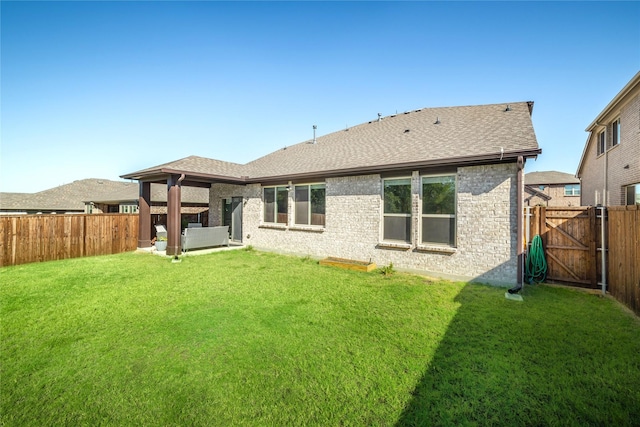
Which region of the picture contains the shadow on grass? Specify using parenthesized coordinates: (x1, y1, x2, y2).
(395, 283, 640, 426)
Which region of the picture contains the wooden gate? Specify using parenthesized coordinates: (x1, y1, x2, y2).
(525, 207, 601, 288)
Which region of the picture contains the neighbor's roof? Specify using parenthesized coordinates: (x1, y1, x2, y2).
(525, 171, 579, 185)
(122, 101, 540, 183)
(0, 178, 209, 212)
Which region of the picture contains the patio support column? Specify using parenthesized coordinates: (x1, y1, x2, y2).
(166, 174, 184, 256)
(138, 181, 152, 248)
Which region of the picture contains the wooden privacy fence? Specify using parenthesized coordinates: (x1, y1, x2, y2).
(525, 205, 639, 316)
(0, 214, 139, 267)
(607, 206, 640, 315)
(525, 207, 601, 288)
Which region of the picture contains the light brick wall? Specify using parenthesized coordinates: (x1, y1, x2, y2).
(210, 163, 519, 285)
(581, 91, 640, 206)
(526, 185, 580, 207)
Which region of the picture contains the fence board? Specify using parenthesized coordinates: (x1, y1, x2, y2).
(608, 206, 640, 316)
(0, 214, 139, 267)
(525, 207, 597, 287)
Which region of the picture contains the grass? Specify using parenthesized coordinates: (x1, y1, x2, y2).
(1, 250, 639, 426)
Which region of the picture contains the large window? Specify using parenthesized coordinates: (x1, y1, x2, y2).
(597, 130, 606, 155)
(612, 118, 621, 147)
(422, 175, 456, 246)
(626, 184, 640, 206)
(564, 184, 581, 196)
(295, 184, 326, 226)
(383, 178, 411, 242)
(263, 186, 288, 224)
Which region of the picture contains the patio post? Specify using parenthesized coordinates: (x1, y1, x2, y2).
(166, 174, 184, 256)
(138, 181, 152, 248)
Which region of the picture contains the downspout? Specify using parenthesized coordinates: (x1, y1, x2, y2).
(516, 156, 524, 286)
(596, 122, 608, 206)
(509, 156, 525, 293)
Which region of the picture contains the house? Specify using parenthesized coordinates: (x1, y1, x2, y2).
(122, 102, 541, 285)
(524, 171, 581, 207)
(0, 179, 210, 227)
(577, 71, 640, 206)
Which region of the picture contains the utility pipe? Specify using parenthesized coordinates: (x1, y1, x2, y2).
(600, 206, 607, 295)
(517, 156, 525, 286)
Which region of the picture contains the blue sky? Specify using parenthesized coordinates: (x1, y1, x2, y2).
(1, 1, 639, 193)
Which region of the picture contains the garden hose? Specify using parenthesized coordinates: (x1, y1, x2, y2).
(525, 234, 547, 284)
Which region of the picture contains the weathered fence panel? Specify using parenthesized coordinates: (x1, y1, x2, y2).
(0, 214, 139, 267)
(607, 206, 640, 315)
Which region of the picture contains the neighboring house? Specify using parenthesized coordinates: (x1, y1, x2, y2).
(524, 171, 581, 207)
(0, 179, 209, 223)
(123, 102, 541, 286)
(577, 71, 640, 206)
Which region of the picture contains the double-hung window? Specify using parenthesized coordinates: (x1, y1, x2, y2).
(295, 184, 326, 226)
(263, 186, 288, 224)
(612, 118, 621, 147)
(597, 130, 606, 155)
(626, 184, 640, 206)
(383, 178, 412, 242)
(422, 175, 456, 246)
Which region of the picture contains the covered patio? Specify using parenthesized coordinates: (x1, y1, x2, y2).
(121, 157, 248, 256)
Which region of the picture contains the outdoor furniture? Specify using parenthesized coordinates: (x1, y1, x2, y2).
(155, 225, 167, 240)
(181, 226, 229, 252)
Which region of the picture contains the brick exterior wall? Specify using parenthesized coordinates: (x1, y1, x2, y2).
(580, 91, 640, 206)
(525, 184, 581, 207)
(209, 163, 519, 285)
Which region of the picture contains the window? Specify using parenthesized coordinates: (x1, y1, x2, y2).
(263, 186, 288, 224)
(119, 204, 138, 213)
(564, 184, 581, 196)
(612, 118, 621, 146)
(626, 184, 640, 205)
(383, 178, 411, 242)
(597, 130, 606, 155)
(295, 184, 325, 226)
(422, 175, 456, 246)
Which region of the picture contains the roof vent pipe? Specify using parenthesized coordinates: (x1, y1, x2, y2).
(377, 113, 382, 122)
(313, 125, 317, 144)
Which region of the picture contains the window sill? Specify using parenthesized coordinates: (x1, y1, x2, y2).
(415, 244, 457, 254)
(289, 225, 325, 233)
(259, 224, 288, 230)
(377, 241, 412, 251)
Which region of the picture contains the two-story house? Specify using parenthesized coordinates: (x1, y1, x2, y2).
(577, 71, 640, 206)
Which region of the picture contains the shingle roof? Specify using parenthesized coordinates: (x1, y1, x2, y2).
(525, 171, 579, 185)
(0, 179, 209, 212)
(122, 101, 540, 182)
(246, 102, 539, 179)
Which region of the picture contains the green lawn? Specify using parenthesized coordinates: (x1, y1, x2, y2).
(1, 250, 639, 426)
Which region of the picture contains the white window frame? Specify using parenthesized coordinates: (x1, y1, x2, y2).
(612, 118, 621, 147)
(564, 184, 581, 197)
(420, 174, 457, 247)
(119, 204, 139, 214)
(263, 185, 289, 224)
(382, 177, 412, 243)
(294, 183, 326, 227)
(626, 183, 640, 206)
(597, 130, 606, 156)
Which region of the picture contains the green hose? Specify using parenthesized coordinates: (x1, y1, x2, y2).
(525, 235, 547, 284)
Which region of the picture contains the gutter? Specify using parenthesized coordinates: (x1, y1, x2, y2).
(245, 149, 541, 184)
(121, 148, 541, 185)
